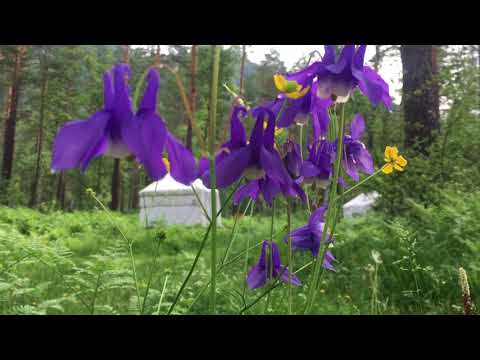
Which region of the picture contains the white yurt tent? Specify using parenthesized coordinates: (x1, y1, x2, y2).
(139, 174, 221, 227)
(343, 192, 380, 218)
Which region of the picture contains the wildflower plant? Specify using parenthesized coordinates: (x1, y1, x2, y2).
(49, 45, 407, 315)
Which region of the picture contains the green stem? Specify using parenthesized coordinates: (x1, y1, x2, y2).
(264, 198, 276, 313)
(167, 180, 241, 315)
(287, 198, 293, 315)
(336, 167, 385, 203)
(191, 185, 211, 222)
(221, 199, 252, 266)
(304, 103, 346, 314)
(208, 45, 221, 314)
(156, 274, 169, 315)
(88, 190, 142, 313)
(141, 233, 163, 314)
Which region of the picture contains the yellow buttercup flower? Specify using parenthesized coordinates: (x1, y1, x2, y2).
(382, 146, 407, 174)
(263, 118, 284, 137)
(273, 74, 310, 100)
(163, 157, 171, 173)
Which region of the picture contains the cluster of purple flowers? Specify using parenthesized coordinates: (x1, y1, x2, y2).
(51, 45, 392, 291)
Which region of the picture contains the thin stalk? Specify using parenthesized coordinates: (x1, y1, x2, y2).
(141, 234, 163, 314)
(156, 274, 169, 315)
(304, 104, 346, 314)
(336, 166, 385, 203)
(287, 198, 293, 314)
(264, 198, 276, 313)
(240, 260, 315, 315)
(88, 190, 142, 313)
(167, 180, 240, 315)
(90, 272, 103, 315)
(208, 45, 221, 314)
(187, 240, 264, 313)
(221, 199, 252, 266)
(191, 185, 211, 222)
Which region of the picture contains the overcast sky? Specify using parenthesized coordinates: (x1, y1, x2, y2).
(246, 45, 402, 103)
(137, 45, 403, 103)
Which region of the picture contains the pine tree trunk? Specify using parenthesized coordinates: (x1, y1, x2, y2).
(131, 164, 140, 210)
(56, 172, 66, 210)
(1, 46, 27, 186)
(29, 66, 48, 208)
(110, 158, 121, 211)
(110, 45, 129, 211)
(400, 45, 440, 153)
(239, 45, 247, 97)
(186, 45, 198, 151)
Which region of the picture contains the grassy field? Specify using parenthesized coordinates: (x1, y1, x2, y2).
(0, 190, 478, 315)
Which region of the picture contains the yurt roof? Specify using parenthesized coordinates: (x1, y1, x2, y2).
(139, 174, 210, 196)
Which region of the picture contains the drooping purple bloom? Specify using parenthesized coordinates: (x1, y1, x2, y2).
(301, 139, 334, 188)
(200, 105, 292, 190)
(284, 206, 336, 271)
(51, 64, 134, 173)
(287, 45, 393, 110)
(122, 68, 197, 185)
(246, 240, 301, 290)
(339, 114, 374, 182)
(265, 85, 332, 140)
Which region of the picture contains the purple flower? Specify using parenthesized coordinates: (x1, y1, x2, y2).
(122, 68, 197, 185)
(339, 114, 374, 182)
(51, 64, 134, 173)
(284, 206, 336, 271)
(51, 64, 197, 186)
(201, 106, 292, 189)
(246, 240, 301, 289)
(301, 139, 334, 188)
(284, 140, 302, 180)
(233, 175, 305, 207)
(265, 87, 332, 139)
(287, 45, 392, 110)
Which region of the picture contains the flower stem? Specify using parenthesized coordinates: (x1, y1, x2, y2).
(304, 103, 346, 314)
(167, 180, 240, 315)
(287, 198, 293, 315)
(208, 45, 221, 314)
(264, 198, 276, 313)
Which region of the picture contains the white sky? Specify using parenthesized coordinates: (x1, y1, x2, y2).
(246, 45, 402, 104)
(137, 45, 403, 103)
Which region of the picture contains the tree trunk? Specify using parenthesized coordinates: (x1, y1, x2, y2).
(56, 172, 66, 210)
(1, 46, 27, 186)
(239, 45, 247, 97)
(186, 45, 198, 151)
(131, 164, 140, 210)
(400, 45, 440, 153)
(29, 66, 48, 208)
(110, 159, 121, 211)
(110, 45, 129, 211)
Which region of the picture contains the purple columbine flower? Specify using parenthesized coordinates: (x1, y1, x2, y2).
(339, 114, 374, 182)
(51, 64, 134, 173)
(122, 68, 197, 185)
(265, 89, 332, 140)
(246, 240, 301, 289)
(200, 105, 292, 189)
(287, 45, 393, 110)
(284, 206, 336, 271)
(51, 64, 197, 186)
(301, 139, 334, 188)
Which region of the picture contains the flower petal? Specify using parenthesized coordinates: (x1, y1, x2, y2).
(165, 132, 198, 185)
(382, 163, 394, 174)
(396, 155, 408, 167)
(246, 264, 267, 289)
(279, 266, 302, 287)
(233, 179, 260, 205)
(259, 177, 282, 207)
(138, 68, 160, 112)
(123, 112, 168, 181)
(354, 146, 375, 175)
(204, 147, 252, 189)
(384, 146, 398, 161)
(260, 147, 292, 186)
(350, 114, 365, 141)
(51, 111, 110, 173)
(323, 251, 336, 272)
